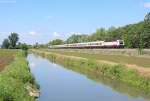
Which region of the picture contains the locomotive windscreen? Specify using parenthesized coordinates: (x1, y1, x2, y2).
(119, 41, 124, 45)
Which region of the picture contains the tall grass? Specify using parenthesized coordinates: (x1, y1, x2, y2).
(47, 49, 150, 68)
(32, 50, 150, 91)
(0, 51, 37, 101)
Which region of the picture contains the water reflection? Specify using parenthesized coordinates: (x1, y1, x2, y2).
(27, 54, 150, 101)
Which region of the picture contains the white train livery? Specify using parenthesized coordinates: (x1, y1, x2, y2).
(49, 40, 125, 49)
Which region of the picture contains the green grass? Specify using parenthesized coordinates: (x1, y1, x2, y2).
(32, 50, 150, 91)
(0, 50, 37, 101)
(47, 50, 150, 68)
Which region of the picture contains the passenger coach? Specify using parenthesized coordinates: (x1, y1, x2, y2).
(49, 40, 124, 49)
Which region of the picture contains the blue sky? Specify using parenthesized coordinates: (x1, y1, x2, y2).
(0, 0, 149, 44)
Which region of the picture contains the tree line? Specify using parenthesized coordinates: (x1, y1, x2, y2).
(1, 33, 28, 50)
(49, 12, 150, 48)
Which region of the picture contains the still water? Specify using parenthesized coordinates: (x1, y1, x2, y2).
(27, 54, 150, 101)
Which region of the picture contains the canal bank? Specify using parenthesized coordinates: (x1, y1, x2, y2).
(27, 53, 150, 101)
(0, 50, 39, 101)
(31, 49, 150, 91)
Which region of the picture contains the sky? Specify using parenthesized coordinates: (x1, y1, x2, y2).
(0, 0, 149, 44)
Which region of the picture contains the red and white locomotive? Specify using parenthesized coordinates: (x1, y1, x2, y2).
(49, 40, 124, 49)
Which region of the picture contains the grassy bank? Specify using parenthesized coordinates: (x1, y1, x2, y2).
(0, 50, 38, 101)
(44, 49, 150, 68)
(32, 49, 150, 91)
(47, 49, 150, 56)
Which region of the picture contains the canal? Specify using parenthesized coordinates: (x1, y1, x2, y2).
(27, 54, 150, 101)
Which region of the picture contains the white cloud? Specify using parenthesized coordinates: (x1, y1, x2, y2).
(144, 2, 150, 8)
(29, 31, 38, 36)
(53, 32, 60, 38)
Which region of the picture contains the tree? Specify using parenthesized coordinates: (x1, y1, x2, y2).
(20, 43, 28, 51)
(122, 34, 132, 48)
(106, 26, 116, 41)
(66, 34, 80, 43)
(143, 12, 150, 48)
(66, 34, 89, 43)
(145, 12, 150, 20)
(8, 33, 19, 48)
(33, 42, 39, 48)
(1, 39, 10, 49)
(16, 42, 22, 49)
(138, 33, 144, 55)
(49, 39, 64, 45)
(90, 28, 106, 41)
(63, 12, 150, 48)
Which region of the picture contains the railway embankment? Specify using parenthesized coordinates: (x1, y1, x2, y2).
(46, 49, 150, 57)
(31, 49, 150, 91)
(0, 50, 39, 101)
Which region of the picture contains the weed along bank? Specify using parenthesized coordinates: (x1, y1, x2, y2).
(0, 50, 39, 101)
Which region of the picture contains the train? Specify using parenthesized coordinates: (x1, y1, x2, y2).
(49, 40, 125, 49)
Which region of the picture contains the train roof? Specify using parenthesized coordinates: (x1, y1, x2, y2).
(73, 41, 104, 44)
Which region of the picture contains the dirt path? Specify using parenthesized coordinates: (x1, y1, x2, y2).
(0, 57, 14, 71)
